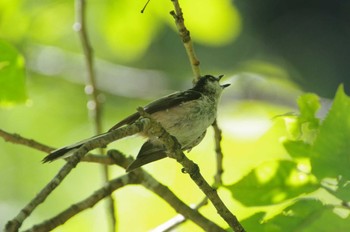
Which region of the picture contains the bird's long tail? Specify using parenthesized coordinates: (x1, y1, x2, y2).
(42, 133, 109, 163)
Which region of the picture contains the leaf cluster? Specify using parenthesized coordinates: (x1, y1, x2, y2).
(225, 86, 350, 231)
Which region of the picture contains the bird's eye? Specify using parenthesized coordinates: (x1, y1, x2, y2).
(207, 75, 217, 82)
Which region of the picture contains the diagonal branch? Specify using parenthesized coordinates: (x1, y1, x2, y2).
(4, 119, 150, 232)
(23, 173, 138, 232)
(0, 129, 54, 153)
(138, 109, 245, 232)
(170, 0, 201, 82)
(111, 150, 227, 232)
(23, 150, 225, 232)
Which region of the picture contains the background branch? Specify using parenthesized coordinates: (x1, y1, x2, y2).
(74, 0, 116, 230)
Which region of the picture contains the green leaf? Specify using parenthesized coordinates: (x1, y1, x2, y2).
(283, 93, 320, 141)
(334, 180, 350, 202)
(311, 85, 350, 180)
(265, 199, 350, 232)
(225, 160, 319, 206)
(242, 199, 350, 232)
(0, 40, 27, 106)
(283, 140, 313, 159)
(297, 93, 320, 129)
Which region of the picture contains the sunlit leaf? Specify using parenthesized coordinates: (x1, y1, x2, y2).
(283, 140, 313, 159)
(242, 199, 350, 231)
(297, 93, 320, 129)
(266, 199, 350, 231)
(0, 40, 27, 106)
(311, 85, 350, 180)
(225, 160, 318, 206)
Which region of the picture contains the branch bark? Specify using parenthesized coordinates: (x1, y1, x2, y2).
(170, 0, 201, 82)
(138, 109, 245, 232)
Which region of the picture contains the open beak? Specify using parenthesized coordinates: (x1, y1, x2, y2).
(218, 75, 231, 89)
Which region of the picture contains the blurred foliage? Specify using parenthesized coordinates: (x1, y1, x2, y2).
(0, 40, 26, 106)
(0, 0, 349, 231)
(233, 86, 350, 231)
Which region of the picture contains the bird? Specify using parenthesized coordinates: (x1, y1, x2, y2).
(42, 74, 230, 172)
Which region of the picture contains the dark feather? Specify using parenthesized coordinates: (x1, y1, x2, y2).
(42, 145, 80, 163)
(126, 140, 167, 172)
(108, 90, 202, 131)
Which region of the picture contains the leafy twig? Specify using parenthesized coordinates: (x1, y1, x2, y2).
(74, 0, 116, 229)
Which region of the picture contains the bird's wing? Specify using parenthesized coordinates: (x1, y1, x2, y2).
(108, 90, 202, 131)
(126, 140, 167, 172)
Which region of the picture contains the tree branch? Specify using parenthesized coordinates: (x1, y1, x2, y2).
(23, 150, 225, 232)
(4, 118, 150, 232)
(138, 109, 245, 232)
(23, 173, 137, 232)
(0, 129, 54, 153)
(170, 0, 201, 82)
(110, 150, 227, 232)
(212, 120, 224, 187)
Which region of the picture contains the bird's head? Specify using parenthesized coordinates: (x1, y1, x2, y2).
(192, 75, 230, 97)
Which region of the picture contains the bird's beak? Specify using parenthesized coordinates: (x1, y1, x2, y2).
(218, 75, 230, 89)
(221, 83, 231, 89)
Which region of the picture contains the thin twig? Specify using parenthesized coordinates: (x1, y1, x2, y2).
(0, 129, 54, 153)
(23, 173, 138, 232)
(74, 0, 116, 230)
(24, 150, 225, 232)
(170, 0, 201, 82)
(0, 128, 121, 165)
(111, 150, 226, 232)
(212, 120, 224, 187)
(4, 119, 150, 232)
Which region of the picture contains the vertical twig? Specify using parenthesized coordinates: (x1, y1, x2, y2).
(212, 120, 224, 187)
(170, 0, 201, 82)
(73, 0, 117, 230)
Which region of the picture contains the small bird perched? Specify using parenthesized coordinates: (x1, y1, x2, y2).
(42, 75, 230, 172)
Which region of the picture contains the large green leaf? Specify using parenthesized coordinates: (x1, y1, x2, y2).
(0, 40, 27, 106)
(242, 199, 350, 232)
(283, 140, 313, 159)
(311, 85, 350, 180)
(225, 160, 319, 206)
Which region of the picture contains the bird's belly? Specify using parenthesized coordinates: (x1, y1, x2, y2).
(151, 100, 216, 147)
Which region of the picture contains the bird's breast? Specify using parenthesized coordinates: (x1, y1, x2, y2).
(151, 96, 217, 148)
